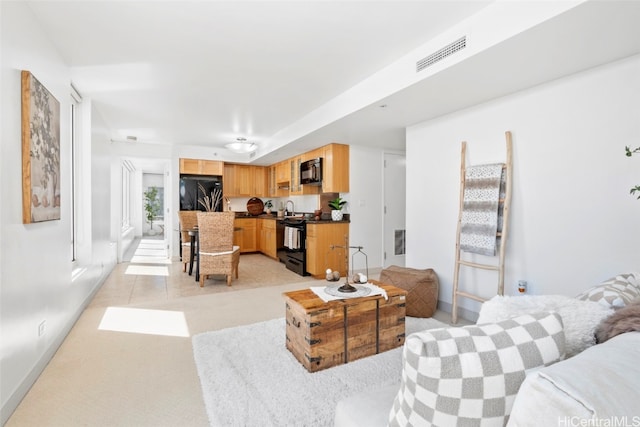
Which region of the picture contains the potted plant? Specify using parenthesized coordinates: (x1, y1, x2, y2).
(328, 197, 346, 221)
(265, 200, 273, 214)
(143, 187, 161, 234)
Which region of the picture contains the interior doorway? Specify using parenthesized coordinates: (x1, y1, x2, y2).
(383, 153, 406, 268)
(142, 173, 165, 239)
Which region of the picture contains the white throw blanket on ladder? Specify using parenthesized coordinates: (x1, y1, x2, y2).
(460, 163, 504, 256)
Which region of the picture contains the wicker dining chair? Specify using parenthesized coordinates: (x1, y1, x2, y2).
(196, 211, 240, 287)
(178, 210, 199, 273)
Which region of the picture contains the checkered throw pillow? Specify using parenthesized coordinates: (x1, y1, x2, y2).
(575, 273, 640, 309)
(388, 312, 565, 427)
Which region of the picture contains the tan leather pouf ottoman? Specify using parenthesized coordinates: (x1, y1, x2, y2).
(378, 266, 439, 318)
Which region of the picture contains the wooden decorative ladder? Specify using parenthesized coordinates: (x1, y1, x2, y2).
(451, 131, 513, 324)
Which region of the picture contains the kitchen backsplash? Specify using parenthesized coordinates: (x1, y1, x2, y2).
(227, 194, 341, 214)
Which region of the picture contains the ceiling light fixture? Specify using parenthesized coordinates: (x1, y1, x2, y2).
(225, 137, 257, 154)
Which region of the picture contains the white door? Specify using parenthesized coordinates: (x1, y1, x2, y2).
(383, 153, 406, 268)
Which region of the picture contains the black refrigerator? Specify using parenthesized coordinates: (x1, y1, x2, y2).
(179, 174, 223, 211)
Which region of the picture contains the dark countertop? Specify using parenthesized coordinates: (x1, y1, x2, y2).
(234, 212, 278, 219)
(233, 211, 349, 223)
(305, 219, 350, 224)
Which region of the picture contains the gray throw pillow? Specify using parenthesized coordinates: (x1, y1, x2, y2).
(388, 312, 565, 427)
(575, 272, 640, 309)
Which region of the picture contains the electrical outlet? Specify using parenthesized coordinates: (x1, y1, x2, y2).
(38, 320, 46, 337)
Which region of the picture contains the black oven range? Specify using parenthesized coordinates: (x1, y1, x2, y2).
(277, 217, 309, 276)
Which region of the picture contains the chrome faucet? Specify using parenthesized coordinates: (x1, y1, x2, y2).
(285, 200, 294, 216)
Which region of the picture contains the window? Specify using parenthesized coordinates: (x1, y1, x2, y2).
(70, 86, 81, 262)
(122, 160, 134, 230)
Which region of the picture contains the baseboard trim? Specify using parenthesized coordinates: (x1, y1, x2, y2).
(437, 300, 479, 324)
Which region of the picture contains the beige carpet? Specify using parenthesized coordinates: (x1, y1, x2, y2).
(6, 240, 455, 426)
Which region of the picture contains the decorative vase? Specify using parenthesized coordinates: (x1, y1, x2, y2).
(266, 208, 272, 215)
(331, 210, 343, 221)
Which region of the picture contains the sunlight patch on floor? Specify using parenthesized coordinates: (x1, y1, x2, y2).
(125, 265, 169, 276)
(130, 255, 172, 265)
(98, 307, 190, 337)
(134, 248, 167, 257)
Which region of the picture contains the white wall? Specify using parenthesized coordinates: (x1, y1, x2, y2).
(406, 54, 640, 319)
(0, 3, 115, 422)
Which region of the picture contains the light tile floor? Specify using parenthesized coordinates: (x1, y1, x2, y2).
(6, 238, 320, 427)
(6, 239, 460, 426)
(90, 237, 318, 309)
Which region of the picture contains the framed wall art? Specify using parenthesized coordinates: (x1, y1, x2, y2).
(21, 70, 61, 223)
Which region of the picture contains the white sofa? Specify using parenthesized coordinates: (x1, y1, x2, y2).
(335, 332, 640, 426)
(335, 273, 640, 427)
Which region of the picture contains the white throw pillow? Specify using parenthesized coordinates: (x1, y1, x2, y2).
(477, 295, 612, 358)
(388, 312, 565, 427)
(508, 332, 640, 426)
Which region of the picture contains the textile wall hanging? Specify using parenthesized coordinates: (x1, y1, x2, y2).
(21, 70, 61, 223)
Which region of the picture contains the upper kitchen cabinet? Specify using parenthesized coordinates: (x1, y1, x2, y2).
(224, 164, 268, 198)
(268, 164, 288, 198)
(275, 160, 289, 184)
(179, 158, 224, 176)
(321, 143, 349, 193)
(253, 166, 268, 197)
(302, 147, 324, 162)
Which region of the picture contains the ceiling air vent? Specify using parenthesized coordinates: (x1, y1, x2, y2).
(416, 36, 466, 73)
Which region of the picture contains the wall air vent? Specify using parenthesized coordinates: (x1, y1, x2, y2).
(416, 36, 466, 73)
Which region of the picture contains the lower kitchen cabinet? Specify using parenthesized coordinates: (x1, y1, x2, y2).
(306, 222, 349, 278)
(234, 218, 257, 253)
(258, 219, 280, 260)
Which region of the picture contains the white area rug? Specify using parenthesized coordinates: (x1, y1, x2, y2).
(192, 316, 446, 427)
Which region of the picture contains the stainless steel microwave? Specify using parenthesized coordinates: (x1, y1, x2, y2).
(300, 157, 323, 185)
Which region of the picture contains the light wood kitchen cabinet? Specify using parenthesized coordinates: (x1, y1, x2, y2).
(289, 156, 301, 194)
(253, 166, 268, 197)
(258, 219, 279, 259)
(234, 218, 257, 253)
(268, 165, 276, 197)
(180, 158, 224, 176)
(306, 222, 349, 278)
(224, 164, 268, 197)
(265, 143, 349, 197)
(236, 165, 253, 196)
(223, 163, 237, 198)
(321, 143, 349, 193)
(269, 163, 288, 197)
(302, 147, 324, 162)
(275, 160, 289, 184)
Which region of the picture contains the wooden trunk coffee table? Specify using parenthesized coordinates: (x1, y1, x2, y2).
(283, 282, 407, 372)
